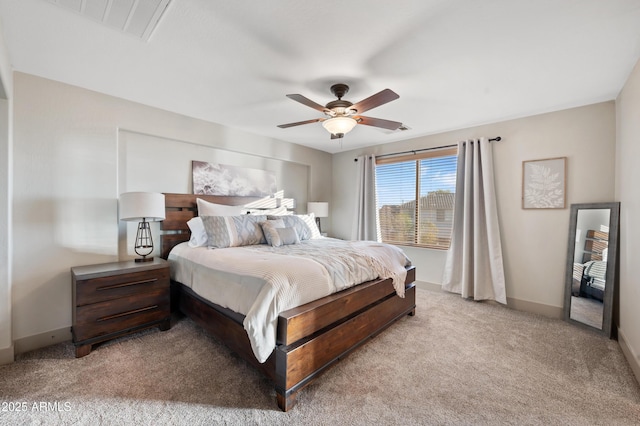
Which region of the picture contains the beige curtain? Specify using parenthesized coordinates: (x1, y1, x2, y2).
(441, 138, 507, 304)
(352, 155, 380, 241)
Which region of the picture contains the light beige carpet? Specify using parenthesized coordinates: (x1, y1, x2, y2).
(1, 288, 639, 425)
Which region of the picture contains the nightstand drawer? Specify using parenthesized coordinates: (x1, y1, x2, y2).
(75, 268, 169, 306)
(74, 288, 169, 342)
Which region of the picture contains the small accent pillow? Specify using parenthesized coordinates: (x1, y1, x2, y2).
(260, 219, 285, 246)
(275, 227, 300, 246)
(197, 198, 244, 216)
(187, 217, 208, 248)
(201, 215, 267, 248)
(267, 213, 322, 240)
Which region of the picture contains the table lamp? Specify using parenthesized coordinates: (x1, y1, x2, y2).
(307, 201, 329, 233)
(119, 192, 165, 262)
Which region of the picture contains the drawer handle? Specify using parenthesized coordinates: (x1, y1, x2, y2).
(97, 278, 158, 291)
(96, 305, 159, 322)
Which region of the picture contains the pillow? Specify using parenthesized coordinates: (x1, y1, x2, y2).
(267, 213, 322, 240)
(260, 219, 285, 246)
(245, 206, 292, 216)
(201, 215, 267, 248)
(197, 198, 244, 216)
(187, 217, 208, 247)
(275, 227, 300, 246)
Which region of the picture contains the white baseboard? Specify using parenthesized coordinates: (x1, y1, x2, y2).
(14, 327, 71, 355)
(415, 281, 564, 319)
(506, 297, 564, 319)
(415, 280, 442, 292)
(618, 328, 640, 386)
(0, 344, 14, 365)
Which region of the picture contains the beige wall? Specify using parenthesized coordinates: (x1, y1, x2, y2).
(333, 102, 616, 313)
(11, 72, 332, 347)
(0, 17, 13, 364)
(6, 68, 634, 370)
(616, 58, 640, 380)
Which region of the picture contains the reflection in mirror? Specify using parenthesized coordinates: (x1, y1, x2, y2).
(564, 203, 619, 338)
(570, 209, 609, 328)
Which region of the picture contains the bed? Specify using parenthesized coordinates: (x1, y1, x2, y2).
(578, 260, 606, 301)
(160, 193, 417, 411)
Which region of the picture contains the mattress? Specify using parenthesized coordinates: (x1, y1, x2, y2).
(168, 238, 411, 362)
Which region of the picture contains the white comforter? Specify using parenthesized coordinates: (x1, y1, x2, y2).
(169, 238, 411, 363)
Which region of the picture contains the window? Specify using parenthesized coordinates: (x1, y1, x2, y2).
(375, 147, 458, 249)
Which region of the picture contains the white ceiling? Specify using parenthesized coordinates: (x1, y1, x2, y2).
(1, 0, 639, 154)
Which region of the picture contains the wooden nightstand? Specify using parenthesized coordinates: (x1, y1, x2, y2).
(71, 258, 171, 358)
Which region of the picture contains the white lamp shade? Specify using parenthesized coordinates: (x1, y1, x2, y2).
(119, 192, 165, 222)
(307, 202, 329, 218)
(322, 116, 357, 135)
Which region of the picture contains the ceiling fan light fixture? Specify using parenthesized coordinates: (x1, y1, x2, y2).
(322, 116, 357, 136)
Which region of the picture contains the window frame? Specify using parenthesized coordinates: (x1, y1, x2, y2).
(376, 147, 458, 250)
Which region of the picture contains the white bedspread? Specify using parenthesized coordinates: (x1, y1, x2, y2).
(168, 238, 411, 363)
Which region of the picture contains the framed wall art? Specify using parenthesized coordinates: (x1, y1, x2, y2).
(192, 161, 277, 197)
(522, 157, 566, 209)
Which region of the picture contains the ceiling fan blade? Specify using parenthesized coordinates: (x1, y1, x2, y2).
(349, 89, 399, 114)
(277, 118, 323, 129)
(355, 116, 403, 131)
(286, 94, 329, 113)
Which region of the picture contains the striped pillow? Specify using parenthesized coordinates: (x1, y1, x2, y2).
(261, 220, 300, 247)
(267, 214, 321, 240)
(201, 215, 267, 248)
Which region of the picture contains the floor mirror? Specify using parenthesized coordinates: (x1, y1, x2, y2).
(563, 202, 620, 338)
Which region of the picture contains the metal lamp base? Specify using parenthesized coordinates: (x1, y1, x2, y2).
(134, 219, 154, 263)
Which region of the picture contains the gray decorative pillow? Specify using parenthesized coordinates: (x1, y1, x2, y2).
(260, 219, 285, 246)
(275, 227, 300, 246)
(266, 214, 321, 240)
(201, 215, 267, 248)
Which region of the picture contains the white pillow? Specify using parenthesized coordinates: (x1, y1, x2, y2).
(187, 217, 208, 247)
(297, 213, 322, 239)
(197, 198, 244, 216)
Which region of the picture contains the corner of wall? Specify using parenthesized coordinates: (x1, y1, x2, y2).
(0, 344, 14, 365)
(618, 328, 640, 386)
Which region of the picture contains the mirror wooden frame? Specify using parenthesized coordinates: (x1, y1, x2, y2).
(563, 202, 620, 338)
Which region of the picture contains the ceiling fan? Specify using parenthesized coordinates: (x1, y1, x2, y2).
(277, 83, 402, 139)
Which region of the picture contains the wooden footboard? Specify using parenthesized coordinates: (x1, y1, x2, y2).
(174, 266, 416, 411)
(275, 277, 416, 410)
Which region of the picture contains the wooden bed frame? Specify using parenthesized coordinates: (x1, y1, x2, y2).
(160, 193, 416, 411)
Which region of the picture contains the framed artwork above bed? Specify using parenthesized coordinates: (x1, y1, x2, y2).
(192, 161, 277, 197)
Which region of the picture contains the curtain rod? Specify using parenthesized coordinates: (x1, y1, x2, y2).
(354, 136, 502, 161)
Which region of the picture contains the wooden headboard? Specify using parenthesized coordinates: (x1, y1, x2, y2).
(160, 193, 262, 259)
